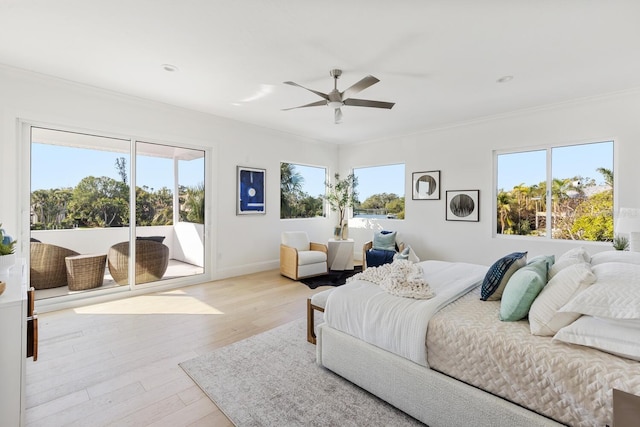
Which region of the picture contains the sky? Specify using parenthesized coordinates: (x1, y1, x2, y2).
(497, 141, 613, 191)
(33, 141, 612, 200)
(293, 163, 405, 201)
(31, 144, 204, 191)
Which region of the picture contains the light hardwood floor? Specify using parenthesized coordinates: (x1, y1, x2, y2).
(26, 270, 331, 426)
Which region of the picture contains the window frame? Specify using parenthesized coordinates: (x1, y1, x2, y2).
(279, 161, 327, 220)
(352, 162, 406, 220)
(493, 139, 615, 242)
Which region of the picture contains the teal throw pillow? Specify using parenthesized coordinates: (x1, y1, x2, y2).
(499, 259, 548, 321)
(481, 252, 527, 301)
(394, 246, 411, 261)
(527, 254, 555, 269)
(373, 231, 397, 252)
(527, 254, 554, 282)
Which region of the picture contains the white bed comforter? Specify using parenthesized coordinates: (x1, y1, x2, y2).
(325, 260, 488, 366)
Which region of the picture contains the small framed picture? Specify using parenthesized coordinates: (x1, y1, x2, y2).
(237, 166, 266, 215)
(412, 170, 440, 200)
(446, 190, 479, 222)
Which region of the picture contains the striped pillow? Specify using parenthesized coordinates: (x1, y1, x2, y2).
(481, 252, 527, 301)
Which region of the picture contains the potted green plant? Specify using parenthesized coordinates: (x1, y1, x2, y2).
(324, 173, 359, 239)
(0, 225, 17, 276)
(612, 234, 629, 251)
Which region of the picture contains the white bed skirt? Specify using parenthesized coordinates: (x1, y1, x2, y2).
(317, 323, 564, 427)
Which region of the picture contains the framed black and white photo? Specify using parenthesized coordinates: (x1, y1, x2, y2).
(446, 190, 479, 222)
(412, 170, 440, 200)
(237, 166, 266, 215)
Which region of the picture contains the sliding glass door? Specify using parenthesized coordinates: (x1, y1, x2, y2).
(134, 141, 205, 285)
(29, 126, 207, 300)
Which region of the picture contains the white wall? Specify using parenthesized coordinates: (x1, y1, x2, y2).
(0, 66, 338, 282)
(3, 64, 639, 285)
(339, 89, 640, 266)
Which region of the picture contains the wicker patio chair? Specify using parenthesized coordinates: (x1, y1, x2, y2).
(107, 240, 169, 285)
(30, 242, 79, 289)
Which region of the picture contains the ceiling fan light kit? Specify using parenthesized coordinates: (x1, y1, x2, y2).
(283, 69, 395, 124)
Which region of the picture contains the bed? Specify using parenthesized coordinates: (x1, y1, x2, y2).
(316, 256, 640, 427)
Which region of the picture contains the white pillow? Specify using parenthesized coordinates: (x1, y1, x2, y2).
(559, 262, 640, 319)
(553, 316, 640, 361)
(529, 262, 596, 336)
(548, 247, 591, 278)
(548, 257, 582, 279)
(590, 250, 640, 265)
(281, 232, 310, 251)
(558, 246, 591, 263)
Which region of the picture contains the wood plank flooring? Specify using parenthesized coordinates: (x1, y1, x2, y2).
(25, 270, 332, 426)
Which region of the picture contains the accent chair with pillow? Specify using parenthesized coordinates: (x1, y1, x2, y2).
(362, 230, 407, 270)
(280, 231, 328, 280)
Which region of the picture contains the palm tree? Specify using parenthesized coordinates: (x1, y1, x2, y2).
(596, 167, 613, 187)
(183, 183, 205, 224)
(31, 188, 73, 229)
(497, 191, 514, 234)
(512, 183, 533, 234)
(280, 163, 304, 218)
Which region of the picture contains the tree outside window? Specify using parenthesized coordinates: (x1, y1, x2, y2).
(280, 162, 325, 219)
(495, 141, 613, 241)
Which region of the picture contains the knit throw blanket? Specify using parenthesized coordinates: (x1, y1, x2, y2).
(347, 260, 434, 300)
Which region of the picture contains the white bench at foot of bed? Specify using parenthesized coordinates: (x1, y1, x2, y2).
(317, 323, 563, 427)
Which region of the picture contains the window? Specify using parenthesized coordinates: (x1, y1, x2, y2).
(495, 141, 613, 241)
(353, 163, 405, 219)
(280, 162, 326, 219)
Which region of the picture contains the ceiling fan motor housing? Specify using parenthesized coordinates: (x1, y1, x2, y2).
(328, 69, 344, 108)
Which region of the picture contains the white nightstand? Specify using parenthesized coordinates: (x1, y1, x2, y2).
(327, 238, 354, 271)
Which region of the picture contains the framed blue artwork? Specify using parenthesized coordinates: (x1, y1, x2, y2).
(237, 166, 266, 215)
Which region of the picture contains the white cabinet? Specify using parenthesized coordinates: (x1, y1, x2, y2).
(0, 269, 27, 426)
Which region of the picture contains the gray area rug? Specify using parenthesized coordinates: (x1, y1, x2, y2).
(180, 319, 423, 427)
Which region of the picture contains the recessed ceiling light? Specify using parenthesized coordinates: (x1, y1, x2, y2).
(162, 64, 179, 72)
(496, 75, 514, 83)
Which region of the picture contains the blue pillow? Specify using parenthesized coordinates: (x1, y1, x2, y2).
(373, 230, 397, 251)
(366, 249, 396, 268)
(136, 236, 165, 243)
(481, 252, 527, 301)
(499, 259, 548, 321)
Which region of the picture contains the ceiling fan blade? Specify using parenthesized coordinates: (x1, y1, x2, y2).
(334, 108, 343, 124)
(341, 75, 379, 100)
(283, 81, 329, 100)
(281, 100, 327, 111)
(343, 98, 395, 109)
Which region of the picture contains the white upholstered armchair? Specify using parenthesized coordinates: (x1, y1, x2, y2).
(280, 231, 328, 280)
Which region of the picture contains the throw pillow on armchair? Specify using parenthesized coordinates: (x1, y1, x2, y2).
(365, 230, 399, 269)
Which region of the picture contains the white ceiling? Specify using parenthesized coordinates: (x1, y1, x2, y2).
(2, 1, 640, 145)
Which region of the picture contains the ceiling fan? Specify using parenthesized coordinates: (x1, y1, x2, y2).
(283, 69, 395, 124)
